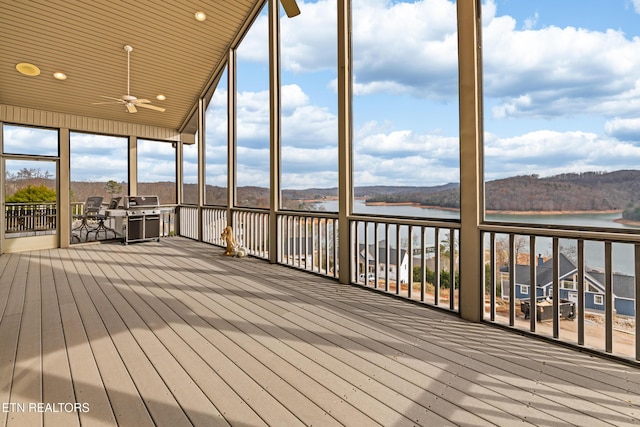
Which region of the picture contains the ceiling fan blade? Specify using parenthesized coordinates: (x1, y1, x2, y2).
(99, 95, 125, 102)
(136, 103, 166, 112)
(91, 101, 121, 105)
(126, 103, 137, 113)
(132, 99, 151, 104)
(281, 0, 300, 17)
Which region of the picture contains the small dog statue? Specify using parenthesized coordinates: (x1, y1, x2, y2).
(221, 225, 247, 257)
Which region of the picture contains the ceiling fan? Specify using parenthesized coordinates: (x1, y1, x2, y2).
(93, 45, 165, 113)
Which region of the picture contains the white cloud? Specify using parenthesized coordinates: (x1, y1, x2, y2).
(280, 0, 338, 73)
(352, 121, 460, 186)
(484, 129, 640, 180)
(605, 117, 640, 140)
(282, 146, 336, 165)
(523, 12, 539, 30)
(483, 16, 640, 119)
(281, 84, 310, 110)
(356, 128, 458, 159)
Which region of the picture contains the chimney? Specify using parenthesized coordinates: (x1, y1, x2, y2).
(537, 254, 543, 267)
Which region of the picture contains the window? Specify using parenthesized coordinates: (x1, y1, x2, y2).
(235, 4, 270, 208)
(3, 124, 58, 156)
(205, 67, 229, 206)
(351, 0, 460, 219)
(183, 137, 198, 205)
(280, 0, 338, 210)
(482, 1, 640, 230)
(70, 133, 129, 202)
(520, 285, 530, 295)
(137, 139, 176, 204)
(594, 294, 604, 306)
(560, 280, 576, 291)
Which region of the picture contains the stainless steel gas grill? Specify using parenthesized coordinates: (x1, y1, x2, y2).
(107, 195, 161, 244)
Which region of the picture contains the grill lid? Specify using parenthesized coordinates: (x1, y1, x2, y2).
(125, 195, 160, 209)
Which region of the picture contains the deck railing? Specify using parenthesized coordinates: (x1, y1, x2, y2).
(202, 206, 227, 246)
(231, 208, 270, 259)
(178, 206, 199, 240)
(278, 211, 339, 278)
(351, 216, 460, 312)
(482, 225, 639, 361)
(177, 206, 640, 362)
(5, 202, 57, 234)
(158, 206, 176, 238)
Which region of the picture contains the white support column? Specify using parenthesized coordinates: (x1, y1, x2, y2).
(268, 0, 281, 263)
(197, 98, 206, 241)
(228, 50, 237, 226)
(337, 0, 352, 284)
(457, 0, 484, 322)
(176, 140, 183, 206)
(59, 128, 71, 248)
(128, 136, 137, 196)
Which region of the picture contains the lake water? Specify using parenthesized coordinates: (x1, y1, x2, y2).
(317, 199, 638, 275)
(319, 199, 639, 230)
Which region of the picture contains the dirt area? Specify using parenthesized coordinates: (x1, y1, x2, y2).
(493, 300, 636, 359)
(363, 281, 635, 359)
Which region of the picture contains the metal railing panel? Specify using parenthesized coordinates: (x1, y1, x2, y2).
(482, 229, 638, 362)
(351, 218, 460, 313)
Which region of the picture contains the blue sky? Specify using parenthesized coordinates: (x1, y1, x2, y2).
(8, 0, 640, 190)
(211, 0, 640, 189)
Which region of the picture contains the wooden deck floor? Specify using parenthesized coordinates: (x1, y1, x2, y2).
(0, 237, 639, 426)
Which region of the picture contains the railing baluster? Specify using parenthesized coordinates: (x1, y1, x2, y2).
(577, 239, 585, 346)
(509, 233, 516, 326)
(449, 228, 456, 311)
(434, 227, 441, 306)
(529, 235, 536, 332)
(635, 244, 640, 362)
(489, 232, 496, 322)
(605, 242, 613, 353)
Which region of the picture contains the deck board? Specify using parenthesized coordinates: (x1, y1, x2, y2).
(0, 237, 639, 426)
(61, 248, 155, 427)
(9, 253, 41, 427)
(41, 250, 81, 427)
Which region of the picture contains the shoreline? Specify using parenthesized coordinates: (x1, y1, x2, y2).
(306, 199, 639, 223)
(614, 218, 640, 226)
(364, 201, 623, 216)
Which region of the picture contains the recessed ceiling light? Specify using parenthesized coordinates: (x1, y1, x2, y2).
(194, 11, 206, 21)
(16, 62, 40, 76)
(53, 72, 67, 80)
(156, 94, 166, 101)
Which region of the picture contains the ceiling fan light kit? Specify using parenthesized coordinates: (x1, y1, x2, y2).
(92, 44, 165, 114)
(16, 62, 41, 76)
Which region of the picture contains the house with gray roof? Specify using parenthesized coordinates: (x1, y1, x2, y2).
(359, 243, 409, 284)
(500, 253, 635, 316)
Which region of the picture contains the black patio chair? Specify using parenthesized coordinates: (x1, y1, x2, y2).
(71, 196, 103, 242)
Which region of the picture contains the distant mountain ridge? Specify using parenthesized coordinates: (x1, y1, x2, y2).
(363, 170, 640, 212)
(60, 170, 640, 213)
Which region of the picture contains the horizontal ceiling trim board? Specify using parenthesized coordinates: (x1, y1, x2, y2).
(0, 105, 180, 141)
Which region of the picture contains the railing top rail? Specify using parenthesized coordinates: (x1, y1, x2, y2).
(201, 205, 227, 210)
(6, 201, 57, 206)
(231, 207, 270, 214)
(481, 222, 640, 244)
(278, 210, 339, 220)
(349, 213, 461, 229)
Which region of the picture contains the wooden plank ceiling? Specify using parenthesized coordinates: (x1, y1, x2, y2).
(0, 0, 258, 131)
